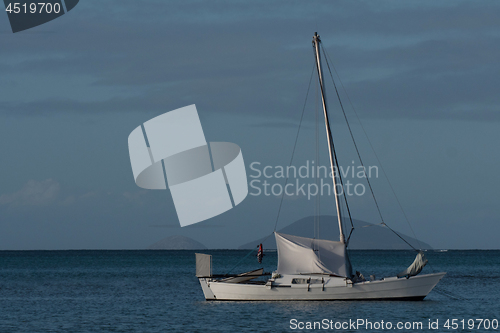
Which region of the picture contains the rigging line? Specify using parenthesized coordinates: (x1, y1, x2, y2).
(321, 46, 384, 229)
(225, 245, 259, 275)
(433, 286, 466, 301)
(315, 38, 354, 247)
(341, 179, 354, 231)
(316, 77, 321, 242)
(381, 221, 417, 250)
(322, 95, 354, 241)
(329, 128, 355, 246)
(346, 227, 354, 244)
(317, 44, 355, 245)
(322, 48, 423, 251)
(424, 259, 466, 300)
(254, 63, 315, 251)
(322, 48, 417, 251)
(314, 67, 320, 242)
(316, 53, 353, 247)
(273, 62, 315, 232)
(426, 258, 466, 301)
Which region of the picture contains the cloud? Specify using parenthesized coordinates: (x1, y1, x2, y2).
(1, 1, 500, 121)
(0, 177, 176, 213)
(0, 179, 61, 206)
(0, 179, 119, 209)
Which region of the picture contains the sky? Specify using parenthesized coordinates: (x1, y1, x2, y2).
(1, 0, 500, 249)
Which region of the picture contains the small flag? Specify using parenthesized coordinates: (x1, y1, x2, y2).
(257, 243, 264, 264)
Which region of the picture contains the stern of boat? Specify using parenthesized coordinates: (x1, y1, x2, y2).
(198, 278, 216, 300)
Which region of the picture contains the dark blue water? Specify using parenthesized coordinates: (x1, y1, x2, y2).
(0, 250, 499, 332)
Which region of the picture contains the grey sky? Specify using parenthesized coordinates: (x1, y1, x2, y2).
(1, 1, 499, 249)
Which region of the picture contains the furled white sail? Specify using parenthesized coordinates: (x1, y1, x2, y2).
(275, 232, 349, 277)
(397, 252, 428, 278)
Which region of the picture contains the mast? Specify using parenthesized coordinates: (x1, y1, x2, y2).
(312, 32, 346, 244)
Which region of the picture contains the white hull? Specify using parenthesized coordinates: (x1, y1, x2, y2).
(199, 272, 446, 301)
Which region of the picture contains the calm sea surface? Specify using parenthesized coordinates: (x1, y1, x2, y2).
(0, 250, 499, 332)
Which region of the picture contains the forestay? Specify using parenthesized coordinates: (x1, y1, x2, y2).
(275, 232, 349, 277)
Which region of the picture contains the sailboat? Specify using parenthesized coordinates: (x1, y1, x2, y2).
(196, 32, 445, 301)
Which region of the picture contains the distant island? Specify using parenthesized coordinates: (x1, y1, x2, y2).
(240, 215, 432, 250)
(148, 235, 207, 250)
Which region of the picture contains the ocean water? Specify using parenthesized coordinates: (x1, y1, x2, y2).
(0, 250, 499, 332)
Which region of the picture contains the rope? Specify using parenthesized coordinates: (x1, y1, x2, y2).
(314, 43, 355, 246)
(314, 64, 320, 243)
(381, 222, 418, 251)
(425, 260, 467, 300)
(432, 287, 466, 300)
(254, 62, 316, 252)
(272, 62, 315, 232)
(225, 245, 259, 275)
(322, 46, 419, 251)
(322, 47, 382, 231)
